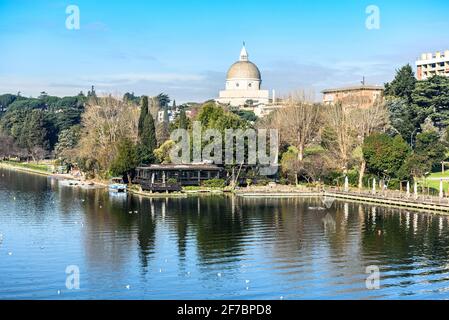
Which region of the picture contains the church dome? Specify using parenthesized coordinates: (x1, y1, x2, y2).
(226, 44, 261, 80)
(226, 61, 261, 80)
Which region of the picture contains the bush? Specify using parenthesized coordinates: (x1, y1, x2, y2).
(202, 178, 225, 188)
(167, 178, 178, 184)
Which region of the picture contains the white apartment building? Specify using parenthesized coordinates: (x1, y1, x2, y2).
(416, 50, 449, 80)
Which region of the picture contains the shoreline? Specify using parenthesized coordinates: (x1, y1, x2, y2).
(3, 161, 449, 213)
(0, 161, 108, 188)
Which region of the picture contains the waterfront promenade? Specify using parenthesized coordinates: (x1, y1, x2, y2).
(237, 185, 449, 214)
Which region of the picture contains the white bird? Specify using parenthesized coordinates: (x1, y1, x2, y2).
(8, 252, 12, 256)
(245, 280, 250, 284)
(246, 287, 249, 290)
(217, 273, 222, 277)
(125, 285, 130, 290)
(280, 296, 284, 300)
(57, 290, 61, 295)
(134, 211, 138, 214)
(13, 197, 16, 201)
(159, 268, 162, 273)
(128, 211, 132, 214)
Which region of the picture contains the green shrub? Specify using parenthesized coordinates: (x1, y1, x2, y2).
(167, 178, 178, 184)
(202, 178, 225, 188)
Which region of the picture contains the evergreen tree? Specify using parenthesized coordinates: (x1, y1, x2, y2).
(412, 76, 449, 130)
(156, 93, 170, 109)
(138, 113, 157, 164)
(156, 121, 170, 147)
(414, 130, 447, 169)
(110, 137, 139, 183)
(179, 109, 188, 130)
(138, 96, 149, 137)
(362, 133, 411, 178)
(384, 64, 416, 103)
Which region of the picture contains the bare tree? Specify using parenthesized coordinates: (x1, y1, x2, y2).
(76, 96, 139, 173)
(322, 102, 356, 172)
(274, 93, 321, 161)
(349, 98, 390, 189)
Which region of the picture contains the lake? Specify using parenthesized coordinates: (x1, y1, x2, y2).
(1, 168, 449, 300)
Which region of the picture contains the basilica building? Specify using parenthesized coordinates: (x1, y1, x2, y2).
(216, 44, 272, 108)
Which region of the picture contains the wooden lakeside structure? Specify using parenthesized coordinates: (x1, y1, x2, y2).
(134, 164, 223, 193)
(236, 186, 449, 213)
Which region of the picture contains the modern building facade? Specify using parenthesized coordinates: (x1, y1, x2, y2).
(322, 85, 384, 108)
(416, 51, 449, 80)
(217, 44, 271, 107)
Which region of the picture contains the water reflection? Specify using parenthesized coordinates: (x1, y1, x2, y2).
(2, 168, 449, 299)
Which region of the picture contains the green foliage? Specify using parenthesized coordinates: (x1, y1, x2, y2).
(0, 94, 18, 113)
(179, 109, 188, 129)
(154, 140, 175, 163)
(232, 109, 258, 122)
(167, 178, 178, 184)
(387, 98, 422, 144)
(201, 178, 225, 188)
(156, 93, 171, 108)
(123, 92, 141, 104)
(412, 76, 449, 130)
(414, 131, 447, 169)
(384, 64, 416, 103)
(138, 96, 149, 137)
(170, 109, 190, 131)
(54, 125, 81, 159)
(280, 146, 300, 183)
(110, 137, 139, 177)
(77, 157, 100, 179)
(362, 133, 411, 178)
(197, 102, 249, 132)
(138, 113, 157, 164)
(0, 94, 85, 158)
(398, 153, 429, 179)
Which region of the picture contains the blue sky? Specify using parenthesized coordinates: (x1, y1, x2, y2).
(0, 0, 448, 102)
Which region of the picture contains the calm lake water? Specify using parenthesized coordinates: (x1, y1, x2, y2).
(1, 168, 449, 300)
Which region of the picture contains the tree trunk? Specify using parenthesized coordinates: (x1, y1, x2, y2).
(298, 145, 304, 162)
(358, 160, 366, 190)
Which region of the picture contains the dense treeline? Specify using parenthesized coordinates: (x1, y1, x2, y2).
(0, 92, 86, 160)
(255, 67, 449, 189)
(1, 66, 449, 190)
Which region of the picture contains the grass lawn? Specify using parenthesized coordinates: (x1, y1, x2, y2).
(1, 160, 52, 173)
(418, 170, 449, 192)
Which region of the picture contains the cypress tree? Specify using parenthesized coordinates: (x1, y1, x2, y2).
(179, 109, 187, 130)
(138, 113, 157, 164)
(138, 96, 149, 137)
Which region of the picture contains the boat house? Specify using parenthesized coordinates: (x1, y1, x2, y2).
(134, 164, 223, 192)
